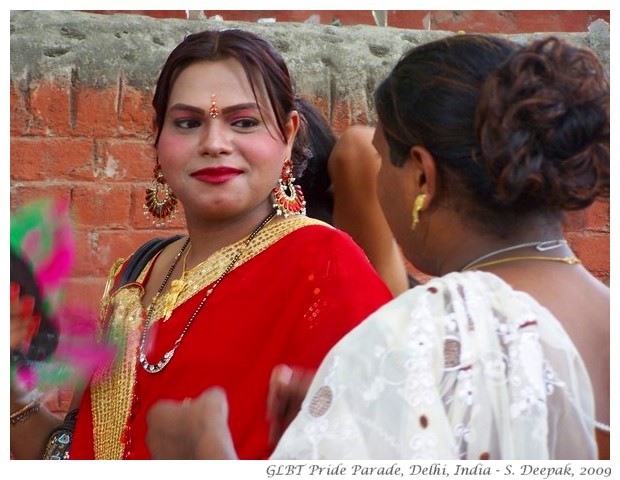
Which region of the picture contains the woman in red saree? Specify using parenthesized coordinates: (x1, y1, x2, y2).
(9, 29, 392, 460)
(71, 215, 390, 459)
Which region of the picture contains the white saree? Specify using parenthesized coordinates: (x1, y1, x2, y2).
(272, 271, 597, 460)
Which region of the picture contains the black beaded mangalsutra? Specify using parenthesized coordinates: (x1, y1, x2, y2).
(139, 210, 277, 373)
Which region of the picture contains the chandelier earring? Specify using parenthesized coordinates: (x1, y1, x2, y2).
(411, 193, 426, 230)
(272, 157, 306, 217)
(143, 163, 179, 227)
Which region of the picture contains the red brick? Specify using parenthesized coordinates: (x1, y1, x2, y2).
(10, 85, 32, 136)
(10, 184, 72, 211)
(306, 96, 330, 124)
(71, 183, 133, 228)
(37, 390, 69, 418)
(117, 86, 155, 138)
(94, 139, 155, 181)
(83, 10, 610, 33)
(329, 98, 370, 132)
(28, 80, 72, 136)
(65, 276, 109, 316)
(331, 99, 354, 134)
(567, 232, 609, 279)
(43, 390, 65, 417)
(11, 137, 94, 181)
(584, 200, 610, 231)
(71, 86, 120, 137)
(565, 201, 610, 233)
(72, 228, 187, 278)
(57, 388, 75, 414)
(391, 10, 609, 33)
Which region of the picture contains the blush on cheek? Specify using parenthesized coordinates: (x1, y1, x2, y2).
(157, 136, 190, 161)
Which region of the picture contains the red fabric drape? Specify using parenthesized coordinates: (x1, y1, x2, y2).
(71, 224, 392, 459)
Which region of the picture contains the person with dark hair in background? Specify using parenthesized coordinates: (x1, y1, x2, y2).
(9, 29, 392, 460)
(294, 97, 337, 225)
(146, 34, 609, 460)
(265, 101, 412, 439)
(10, 251, 61, 457)
(10, 252, 49, 355)
(296, 98, 411, 296)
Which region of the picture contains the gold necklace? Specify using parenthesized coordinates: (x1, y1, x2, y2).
(462, 255, 581, 272)
(139, 209, 277, 374)
(159, 243, 193, 322)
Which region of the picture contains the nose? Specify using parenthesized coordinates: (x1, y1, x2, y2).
(197, 122, 233, 157)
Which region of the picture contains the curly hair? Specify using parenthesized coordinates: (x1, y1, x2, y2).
(477, 36, 609, 212)
(375, 34, 609, 235)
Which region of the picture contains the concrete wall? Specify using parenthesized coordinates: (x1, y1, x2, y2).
(10, 12, 611, 418)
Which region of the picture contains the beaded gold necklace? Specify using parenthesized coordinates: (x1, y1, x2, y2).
(139, 210, 277, 374)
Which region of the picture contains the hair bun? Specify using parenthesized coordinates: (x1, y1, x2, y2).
(477, 37, 609, 211)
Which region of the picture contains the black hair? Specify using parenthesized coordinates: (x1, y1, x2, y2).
(294, 97, 336, 224)
(375, 34, 609, 236)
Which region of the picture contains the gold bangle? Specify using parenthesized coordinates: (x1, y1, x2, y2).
(10, 399, 41, 426)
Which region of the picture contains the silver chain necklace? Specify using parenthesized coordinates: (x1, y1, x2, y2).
(459, 239, 567, 272)
(139, 210, 277, 373)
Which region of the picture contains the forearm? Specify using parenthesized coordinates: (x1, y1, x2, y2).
(10, 386, 63, 459)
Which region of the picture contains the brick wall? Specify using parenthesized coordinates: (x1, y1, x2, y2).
(10, 11, 610, 416)
(82, 10, 610, 33)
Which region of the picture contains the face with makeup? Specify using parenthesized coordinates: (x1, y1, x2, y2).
(156, 58, 299, 224)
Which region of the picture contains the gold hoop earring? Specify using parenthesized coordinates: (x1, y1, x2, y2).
(411, 193, 426, 230)
(143, 163, 179, 227)
(272, 157, 306, 218)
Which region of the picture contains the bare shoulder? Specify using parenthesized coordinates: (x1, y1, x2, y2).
(331, 125, 374, 159)
(336, 124, 374, 145)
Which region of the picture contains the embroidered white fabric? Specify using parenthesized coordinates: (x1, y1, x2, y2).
(271, 271, 597, 460)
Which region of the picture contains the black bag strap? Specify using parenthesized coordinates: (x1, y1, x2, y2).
(116, 235, 184, 288)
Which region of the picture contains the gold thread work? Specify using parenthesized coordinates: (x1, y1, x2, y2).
(90, 214, 326, 459)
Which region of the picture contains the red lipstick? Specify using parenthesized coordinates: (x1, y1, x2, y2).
(191, 166, 243, 185)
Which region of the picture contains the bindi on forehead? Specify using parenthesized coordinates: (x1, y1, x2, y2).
(209, 95, 220, 119)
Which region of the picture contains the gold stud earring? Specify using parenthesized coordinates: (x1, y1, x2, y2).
(411, 193, 426, 230)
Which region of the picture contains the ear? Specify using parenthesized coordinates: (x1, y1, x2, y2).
(407, 145, 438, 206)
(151, 116, 159, 141)
(284, 110, 300, 149)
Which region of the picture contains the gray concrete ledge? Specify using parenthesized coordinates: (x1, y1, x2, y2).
(11, 10, 610, 114)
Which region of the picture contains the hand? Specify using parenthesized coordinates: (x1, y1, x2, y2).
(10, 283, 40, 352)
(267, 364, 314, 445)
(146, 386, 237, 459)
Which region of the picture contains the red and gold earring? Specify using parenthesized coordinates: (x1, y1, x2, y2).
(143, 163, 179, 227)
(272, 157, 306, 217)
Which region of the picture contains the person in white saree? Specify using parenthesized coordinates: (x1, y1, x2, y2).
(145, 34, 610, 460)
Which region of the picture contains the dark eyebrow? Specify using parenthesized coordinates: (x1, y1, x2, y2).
(168, 102, 260, 116)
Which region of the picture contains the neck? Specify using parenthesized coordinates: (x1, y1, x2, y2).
(459, 238, 579, 272)
(183, 204, 277, 269)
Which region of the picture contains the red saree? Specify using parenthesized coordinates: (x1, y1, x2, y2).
(70, 218, 392, 459)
